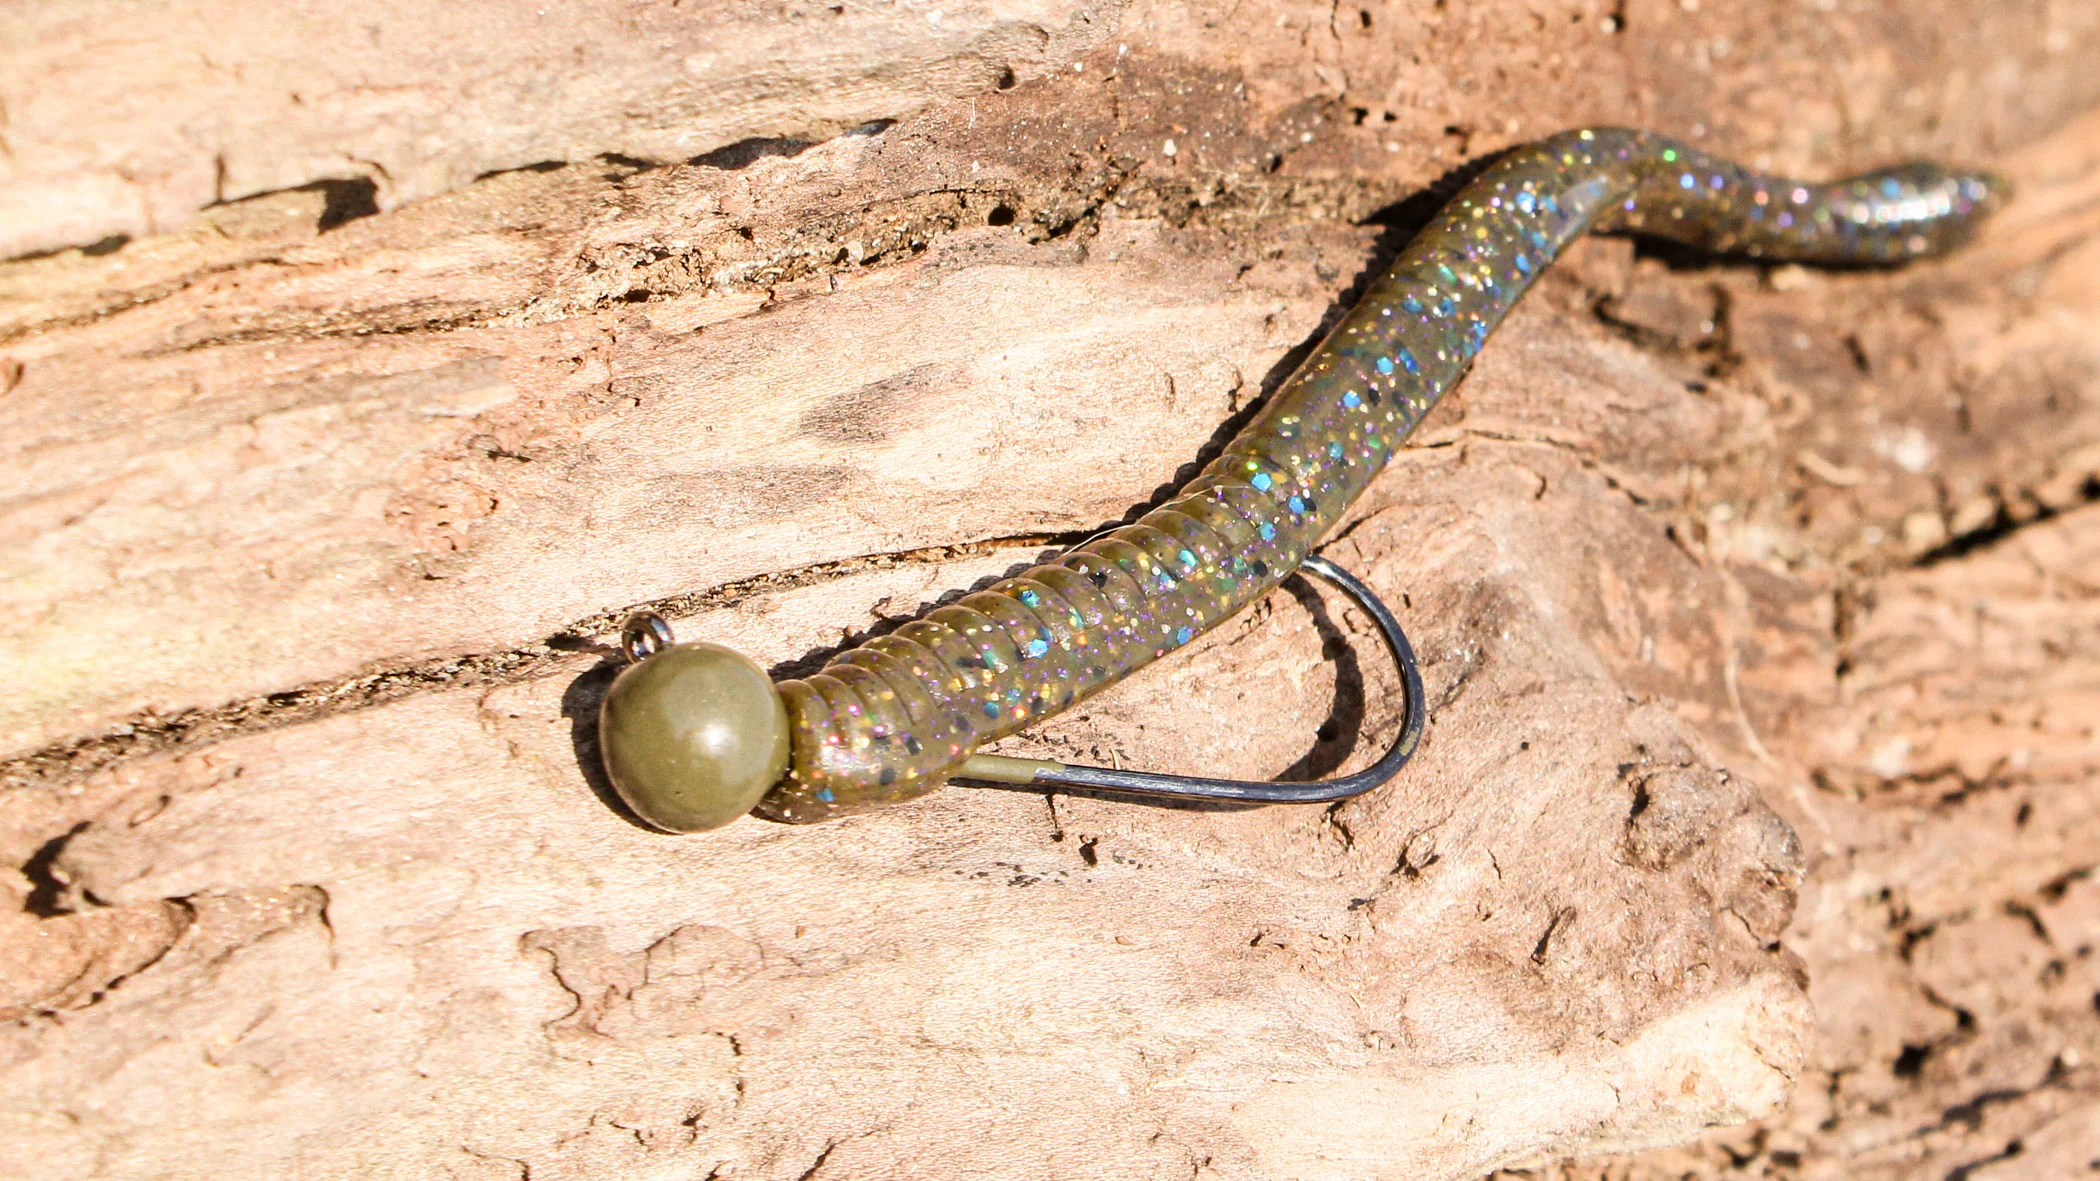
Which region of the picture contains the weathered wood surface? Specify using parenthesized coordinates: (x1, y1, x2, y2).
(0, 0, 1123, 259)
(1500, 116, 2100, 1181)
(2, 0, 2097, 1178)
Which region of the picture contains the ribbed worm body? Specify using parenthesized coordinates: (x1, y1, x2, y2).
(756, 127, 2002, 824)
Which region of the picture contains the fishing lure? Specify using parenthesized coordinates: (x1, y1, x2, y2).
(597, 127, 2004, 832)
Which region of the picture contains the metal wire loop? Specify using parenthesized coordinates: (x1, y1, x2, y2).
(620, 612, 677, 663)
(952, 554, 1427, 804)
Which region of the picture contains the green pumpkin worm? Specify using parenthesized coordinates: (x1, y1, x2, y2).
(598, 127, 2005, 832)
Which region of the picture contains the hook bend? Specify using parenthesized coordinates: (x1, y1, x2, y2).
(952, 554, 1426, 805)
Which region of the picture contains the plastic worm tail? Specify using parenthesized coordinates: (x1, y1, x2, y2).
(738, 127, 2004, 823)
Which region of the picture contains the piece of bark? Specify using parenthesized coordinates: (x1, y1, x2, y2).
(1520, 506, 2100, 1181)
(6, 0, 2097, 762)
(0, 0, 1124, 259)
(0, 159, 1310, 754)
(0, 443, 1813, 1179)
(2, 1, 2098, 1178)
(1486, 116, 2100, 1181)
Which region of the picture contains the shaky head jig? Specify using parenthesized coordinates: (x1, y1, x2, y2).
(600, 556, 1425, 831)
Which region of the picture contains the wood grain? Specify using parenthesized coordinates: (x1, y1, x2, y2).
(2, 2, 2097, 1178)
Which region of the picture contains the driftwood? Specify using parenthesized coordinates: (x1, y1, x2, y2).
(2, 2, 2097, 1178)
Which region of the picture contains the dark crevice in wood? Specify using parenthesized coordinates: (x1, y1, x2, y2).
(0, 532, 1080, 792)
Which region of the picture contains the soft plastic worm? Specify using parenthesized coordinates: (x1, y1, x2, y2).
(600, 127, 2004, 830)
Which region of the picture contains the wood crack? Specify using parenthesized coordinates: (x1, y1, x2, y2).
(0, 532, 1074, 791)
